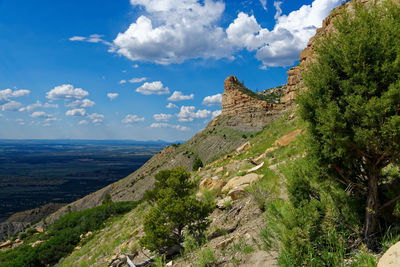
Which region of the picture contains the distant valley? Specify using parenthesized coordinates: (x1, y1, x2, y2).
(0, 140, 167, 222)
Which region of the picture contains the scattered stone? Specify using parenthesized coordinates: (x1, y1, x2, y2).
(253, 153, 266, 163)
(236, 141, 251, 154)
(197, 167, 202, 172)
(378, 241, 400, 267)
(274, 129, 305, 147)
(265, 147, 277, 154)
(85, 231, 93, 238)
(288, 112, 296, 120)
(35, 227, 44, 233)
(0, 240, 12, 249)
(222, 173, 263, 193)
(228, 186, 248, 200)
(74, 246, 81, 250)
(30, 240, 44, 247)
(166, 261, 173, 266)
(246, 162, 264, 173)
(199, 177, 227, 193)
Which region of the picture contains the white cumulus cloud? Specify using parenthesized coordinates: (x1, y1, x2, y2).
(46, 84, 89, 100)
(66, 99, 95, 108)
(19, 101, 58, 112)
(0, 88, 30, 105)
(30, 111, 52, 118)
(119, 80, 127, 84)
(107, 93, 119, 100)
(202, 93, 222, 106)
(87, 113, 104, 124)
(122, 114, 145, 124)
(177, 106, 211, 122)
(129, 77, 147, 83)
(153, 113, 172, 122)
(78, 120, 89, 125)
(136, 81, 170, 95)
(112, 0, 230, 64)
(1, 101, 22, 111)
(66, 108, 86, 116)
(166, 103, 178, 109)
(167, 91, 194, 102)
(150, 123, 189, 131)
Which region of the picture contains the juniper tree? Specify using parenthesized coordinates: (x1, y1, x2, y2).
(298, 0, 400, 247)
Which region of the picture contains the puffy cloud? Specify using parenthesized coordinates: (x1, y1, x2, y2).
(87, 113, 104, 124)
(202, 93, 222, 106)
(112, 0, 230, 64)
(122, 114, 145, 124)
(150, 123, 189, 131)
(0, 89, 30, 104)
(167, 91, 194, 102)
(30, 111, 52, 118)
(111, 0, 340, 67)
(78, 120, 89, 125)
(65, 108, 86, 116)
(177, 106, 211, 122)
(1, 101, 22, 111)
(69, 36, 86, 41)
(107, 93, 119, 100)
(119, 80, 127, 84)
(46, 84, 88, 100)
(166, 103, 178, 109)
(66, 99, 95, 108)
(136, 81, 170, 95)
(133, 64, 139, 68)
(19, 101, 58, 112)
(153, 113, 172, 122)
(129, 77, 147, 83)
(212, 110, 222, 118)
(227, 0, 341, 67)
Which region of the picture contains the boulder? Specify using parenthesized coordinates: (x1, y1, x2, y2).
(35, 227, 44, 233)
(274, 129, 305, 147)
(222, 173, 263, 193)
(30, 240, 44, 247)
(228, 186, 248, 200)
(215, 166, 224, 174)
(253, 153, 266, 163)
(216, 236, 238, 250)
(199, 177, 227, 193)
(0, 240, 12, 249)
(236, 141, 251, 154)
(378, 242, 400, 267)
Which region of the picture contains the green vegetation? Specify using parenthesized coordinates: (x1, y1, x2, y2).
(299, 0, 400, 247)
(0, 201, 138, 267)
(140, 168, 213, 253)
(196, 246, 216, 267)
(262, 1, 400, 266)
(193, 157, 204, 171)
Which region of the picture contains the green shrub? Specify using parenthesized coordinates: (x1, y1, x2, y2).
(140, 168, 213, 253)
(196, 246, 216, 267)
(193, 157, 204, 171)
(0, 201, 138, 267)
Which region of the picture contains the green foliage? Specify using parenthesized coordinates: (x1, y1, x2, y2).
(0, 201, 137, 267)
(195, 246, 216, 267)
(102, 193, 112, 205)
(193, 157, 204, 171)
(140, 168, 213, 252)
(246, 169, 280, 211)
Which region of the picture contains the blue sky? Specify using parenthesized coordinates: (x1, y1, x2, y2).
(0, 0, 342, 141)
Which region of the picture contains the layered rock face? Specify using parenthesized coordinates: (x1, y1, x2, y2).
(210, 75, 285, 132)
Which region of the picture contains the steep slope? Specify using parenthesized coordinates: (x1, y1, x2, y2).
(38, 77, 288, 226)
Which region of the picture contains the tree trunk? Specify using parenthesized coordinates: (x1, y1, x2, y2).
(364, 167, 379, 247)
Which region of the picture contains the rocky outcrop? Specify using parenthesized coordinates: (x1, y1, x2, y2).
(378, 241, 400, 267)
(209, 76, 285, 132)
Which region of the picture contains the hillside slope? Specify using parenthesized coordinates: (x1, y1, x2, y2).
(38, 76, 289, 227)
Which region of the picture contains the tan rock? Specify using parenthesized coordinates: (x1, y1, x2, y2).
(0, 240, 12, 249)
(74, 246, 81, 250)
(236, 141, 251, 154)
(222, 173, 263, 193)
(31, 240, 44, 247)
(246, 162, 264, 173)
(253, 153, 266, 163)
(85, 231, 93, 238)
(265, 147, 277, 154)
(228, 186, 248, 200)
(378, 241, 400, 267)
(35, 227, 44, 233)
(274, 129, 305, 147)
(199, 177, 227, 192)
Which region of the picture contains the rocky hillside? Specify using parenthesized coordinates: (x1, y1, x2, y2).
(36, 76, 289, 227)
